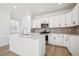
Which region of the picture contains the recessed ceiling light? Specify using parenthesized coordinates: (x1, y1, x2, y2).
(38, 8, 42, 11)
(14, 6, 16, 8)
(58, 3, 62, 5)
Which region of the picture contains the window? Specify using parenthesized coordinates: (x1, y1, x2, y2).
(10, 19, 19, 33)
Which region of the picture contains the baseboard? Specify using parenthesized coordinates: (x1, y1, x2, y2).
(0, 42, 9, 47)
(48, 43, 67, 48)
(66, 48, 72, 56)
(9, 48, 20, 56)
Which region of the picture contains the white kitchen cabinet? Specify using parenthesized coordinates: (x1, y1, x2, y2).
(48, 34, 65, 47)
(66, 35, 71, 52)
(54, 16, 60, 27)
(55, 34, 63, 46)
(32, 19, 40, 28)
(9, 34, 45, 56)
(60, 14, 66, 27)
(31, 20, 36, 28)
(66, 12, 72, 27)
(49, 16, 55, 27)
(48, 34, 55, 45)
(42, 17, 48, 24)
(72, 4, 79, 26)
(62, 35, 69, 47)
(22, 14, 31, 34)
(36, 19, 41, 28)
(68, 35, 79, 56)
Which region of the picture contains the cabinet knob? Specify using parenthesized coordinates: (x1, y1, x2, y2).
(73, 21, 75, 25)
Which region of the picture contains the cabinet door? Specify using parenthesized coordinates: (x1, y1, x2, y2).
(72, 4, 79, 26)
(60, 14, 66, 27)
(43, 17, 48, 24)
(66, 12, 72, 27)
(36, 19, 41, 28)
(61, 35, 67, 47)
(32, 20, 37, 28)
(69, 36, 79, 56)
(54, 16, 60, 27)
(68, 38, 71, 52)
(49, 17, 55, 28)
(55, 34, 63, 46)
(48, 34, 55, 45)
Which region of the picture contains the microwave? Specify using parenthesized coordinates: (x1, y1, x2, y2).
(41, 24, 49, 28)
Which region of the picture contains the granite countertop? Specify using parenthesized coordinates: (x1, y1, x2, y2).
(11, 33, 44, 40)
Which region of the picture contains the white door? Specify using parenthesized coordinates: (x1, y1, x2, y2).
(36, 19, 41, 28)
(32, 20, 37, 28)
(55, 34, 63, 46)
(49, 16, 55, 28)
(69, 36, 79, 56)
(66, 12, 72, 27)
(72, 4, 79, 26)
(60, 14, 66, 27)
(54, 15, 60, 27)
(48, 34, 55, 45)
(61, 35, 67, 47)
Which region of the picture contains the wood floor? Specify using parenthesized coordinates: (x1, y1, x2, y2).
(0, 45, 18, 56)
(0, 44, 71, 56)
(46, 44, 71, 56)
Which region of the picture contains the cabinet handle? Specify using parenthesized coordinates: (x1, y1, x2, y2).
(73, 21, 75, 25)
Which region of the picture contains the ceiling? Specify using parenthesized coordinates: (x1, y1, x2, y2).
(0, 3, 76, 18)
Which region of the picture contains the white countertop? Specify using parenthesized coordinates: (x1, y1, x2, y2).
(10, 33, 45, 40)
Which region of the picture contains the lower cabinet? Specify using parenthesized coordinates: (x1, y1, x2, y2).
(48, 34, 55, 45)
(48, 34, 79, 56)
(48, 34, 66, 47)
(66, 36, 71, 52)
(9, 34, 45, 56)
(68, 35, 79, 56)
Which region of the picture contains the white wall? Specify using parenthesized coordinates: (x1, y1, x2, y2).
(0, 9, 10, 47)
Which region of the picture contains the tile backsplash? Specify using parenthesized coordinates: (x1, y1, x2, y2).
(31, 26, 79, 34)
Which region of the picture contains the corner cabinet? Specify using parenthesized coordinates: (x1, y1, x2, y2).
(72, 4, 79, 26)
(69, 35, 79, 56)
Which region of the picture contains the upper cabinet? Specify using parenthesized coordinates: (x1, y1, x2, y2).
(65, 12, 72, 27)
(31, 20, 37, 28)
(32, 19, 41, 28)
(59, 14, 66, 27)
(72, 4, 79, 26)
(32, 4, 79, 28)
(49, 16, 55, 27)
(54, 15, 60, 27)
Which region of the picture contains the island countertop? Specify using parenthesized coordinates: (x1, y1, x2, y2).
(10, 33, 45, 40)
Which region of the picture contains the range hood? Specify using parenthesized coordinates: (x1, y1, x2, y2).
(41, 24, 49, 28)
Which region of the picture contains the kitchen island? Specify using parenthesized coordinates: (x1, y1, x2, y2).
(9, 33, 45, 56)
